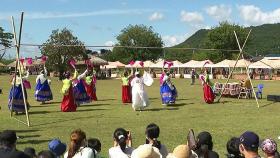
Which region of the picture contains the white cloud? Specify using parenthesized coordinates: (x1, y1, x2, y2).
(205, 4, 232, 21)
(238, 5, 280, 25)
(149, 12, 164, 21)
(0, 9, 153, 20)
(105, 41, 115, 46)
(180, 10, 204, 23)
(162, 34, 190, 47)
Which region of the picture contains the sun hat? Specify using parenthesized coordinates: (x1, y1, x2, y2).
(48, 139, 67, 156)
(261, 138, 277, 155)
(131, 144, 161, 158)
(172, 144, 190, 158)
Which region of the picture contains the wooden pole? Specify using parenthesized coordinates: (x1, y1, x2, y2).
(216, 30, 251, 102)
(11, 12, 31, 126)
(234, 31, 260, 108)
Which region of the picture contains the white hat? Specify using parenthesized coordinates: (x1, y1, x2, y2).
(131, 144, 162, 158)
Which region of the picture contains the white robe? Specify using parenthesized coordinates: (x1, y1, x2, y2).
(130, 76, 149, 110)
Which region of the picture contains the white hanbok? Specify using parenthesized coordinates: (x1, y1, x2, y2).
(130, 76, 150, 111)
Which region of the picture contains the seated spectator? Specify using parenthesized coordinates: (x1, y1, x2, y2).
(0, 130, 18, 158)
(131, 144, 161, 158)
(194, 131, 219, 158)
(64, 129, 95, 158)
(260, 138, 280, 158)
(48, 139, 66, 158)
(24, 147, 37, 158)
(226, 137, 244, 158)
(240, 78, 251, 89)
(145, 123, 168, 157)
(238, 131, 260, 158)
(38, 150, 56, 158)
(7, 150, 30, 158)
(87, 138, 101, 157)
(109, 128, 133, 158)
(166, 144, 191, 158)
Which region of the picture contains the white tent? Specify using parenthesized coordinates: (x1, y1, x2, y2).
(179, 60, 200, 68)
(212, 59, 236, 68)
(143, 60, 155, 68)
(180, 60, 213, 68)
(248, 59, 274, 69)
(101, 61, 125, 69)
(235, 59, 251, 68)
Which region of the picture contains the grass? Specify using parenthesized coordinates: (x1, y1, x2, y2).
(0, 74, 280, 157)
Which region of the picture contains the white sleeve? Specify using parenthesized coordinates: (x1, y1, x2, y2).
(22, 71, 29, 80)
(36, 75, 40, 83)
(44, 66, 48, 77)
(77, 69, 88, 80)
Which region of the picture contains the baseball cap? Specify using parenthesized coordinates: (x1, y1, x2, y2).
(48, 139, 67, 156)
(239, 131, 259, 149)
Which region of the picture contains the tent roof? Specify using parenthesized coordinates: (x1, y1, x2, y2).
(180, 60, 213, 68)
(77, 56, 108, 66)
(149, 60, 182, 68)
(212, 59, 236, 68)
(0, 62, 6, 67)
(248, 59, 274, 69)
(235, 59, 251, 68)
(101, 61, 125, 69)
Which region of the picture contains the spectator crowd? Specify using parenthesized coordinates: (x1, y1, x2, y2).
(0, 123, 279, 158)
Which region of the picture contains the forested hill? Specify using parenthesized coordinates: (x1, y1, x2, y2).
(173, 23, 280, 56)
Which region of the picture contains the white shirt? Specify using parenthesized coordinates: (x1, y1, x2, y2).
(36, 67, 47, 84)
(64, 147, 95, 158)
(131, 77, 144, 91)
(109, 146, 134, 158)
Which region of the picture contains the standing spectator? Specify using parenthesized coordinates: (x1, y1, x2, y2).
(195, 131, 219, 158)
(109, 128, 133, 158)
(238, 131, 260, 158)
(145, 123, 168, 158)
(191, 69, 196, 85)
(64, 129, 95, 158)
(260, 138, 279, 158)
(0, 130, 18, 158)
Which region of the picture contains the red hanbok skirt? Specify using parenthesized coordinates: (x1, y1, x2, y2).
(122, 85, 132, 103)
(203, 84, 215, 104)
(61, 87, 77, 112)
(84, 81, 97, 101)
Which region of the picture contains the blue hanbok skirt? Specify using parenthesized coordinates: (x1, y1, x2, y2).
(160, 83, 177, 104)
(35, 80, 53, 102)
(8, 84, 30, 112)
(73, 80, 91, 104)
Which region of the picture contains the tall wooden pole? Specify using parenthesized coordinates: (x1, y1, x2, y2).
(11, 12, 31, 126)
(216, 30, 251, 103)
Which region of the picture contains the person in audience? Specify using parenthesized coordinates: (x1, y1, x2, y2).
(48, 139, 67, 158)
(238, 131, 260, 158)
(194, 131, 219, 158)
(226, 137, 244, 158)
(60, 70, 78, 112)
(260, 138, 280, 158)
(131, 144, 161, 158)
(87, 138, 101, 158)
(109, 128, 133, 158)
(24, 147, 36, 158)
(64, 129, 95, 158)
(38, 150, 56, 158)
(145, 123, 168, 157)
(6, 150, 30, 158)
(0, 130, 18, 158)
(130, 71, 150, 111)
(166, 144, 191, 158)
(35, 65, 53, 104)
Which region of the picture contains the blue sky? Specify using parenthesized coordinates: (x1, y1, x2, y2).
(1, 0, 280, 58)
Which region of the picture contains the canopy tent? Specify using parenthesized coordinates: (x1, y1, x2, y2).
(102, 61, 125, 69)
(149, 60, 182, 68)
(77, 56, 108, 66)
(149, 60, 165, 68)
(125, 60, 143, 68)
(143, 60, 155, 68)
(235, 59, 251, 68)
(180, 60, 213, 68)
(0, 62, 6, 67)
(248, 59, 274, 69)
(212, 59, 236, 68)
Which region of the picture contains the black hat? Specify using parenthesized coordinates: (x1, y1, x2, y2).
(0, 130, 17, 145)
(239, 131, 259, 149)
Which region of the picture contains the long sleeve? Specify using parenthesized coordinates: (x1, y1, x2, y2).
(36, 75, 40, 84)
(77, 69, 88, 80)
(44, 66, 48, 77)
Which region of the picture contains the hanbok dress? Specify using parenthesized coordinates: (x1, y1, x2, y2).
(121, 76, 132, 103)
(160, 75, 177, 105)
(8, 72, 30, 112)
(201, 74, 215, 104)
(131, 73, 151, 111)
(73, 70, 91, 105)
(61, 71, 78, 112)
(35, 67, 53, 102)
(83, 74, 97, 101)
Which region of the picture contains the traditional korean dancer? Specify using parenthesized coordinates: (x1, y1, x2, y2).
(73, 69, 91, 105)
(61, 70, 78, 112)
(35, 66, 53, 104)
(83, 68, 97, 101)
(160, 71, 177, 105)
(121, 71, 133, 103)
(200, 70, 215, 104)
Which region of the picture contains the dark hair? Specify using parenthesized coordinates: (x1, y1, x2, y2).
(38, 150, 55, 158)
(226, 137, 243, 158)
(67, 129, 86, 158)
(88, 138, 101, 152)
(24, 147, 36, 158)
(113, 128, 128, 153)
(197, 131, 213, 151)
(145, 123, 161, 150)
(124, 71, 128, 77)
(0, 130, 17, 148)
(136, 74, 141, 78)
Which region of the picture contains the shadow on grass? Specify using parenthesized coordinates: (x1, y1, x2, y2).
(79, 104, 107, 107)
(18, 134, 41, 139)
(260, 102, 277, 108)
(167, 103, 189, 107)
(177, 99, 189, 101)
(28, 111, 52, 115)
(77, 108, 108, 112)
(31, 102, 61, 107)
(97, 99, 116, 101)
(14, 129, 40, 133)
(143, 107, 179, 111)
(149, 98, 159, 100)
(17, 139, 51, 145)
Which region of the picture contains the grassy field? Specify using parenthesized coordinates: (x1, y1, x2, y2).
(0, 74, 280, 157)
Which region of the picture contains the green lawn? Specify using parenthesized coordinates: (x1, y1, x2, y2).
(0, 74, 280, 157)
